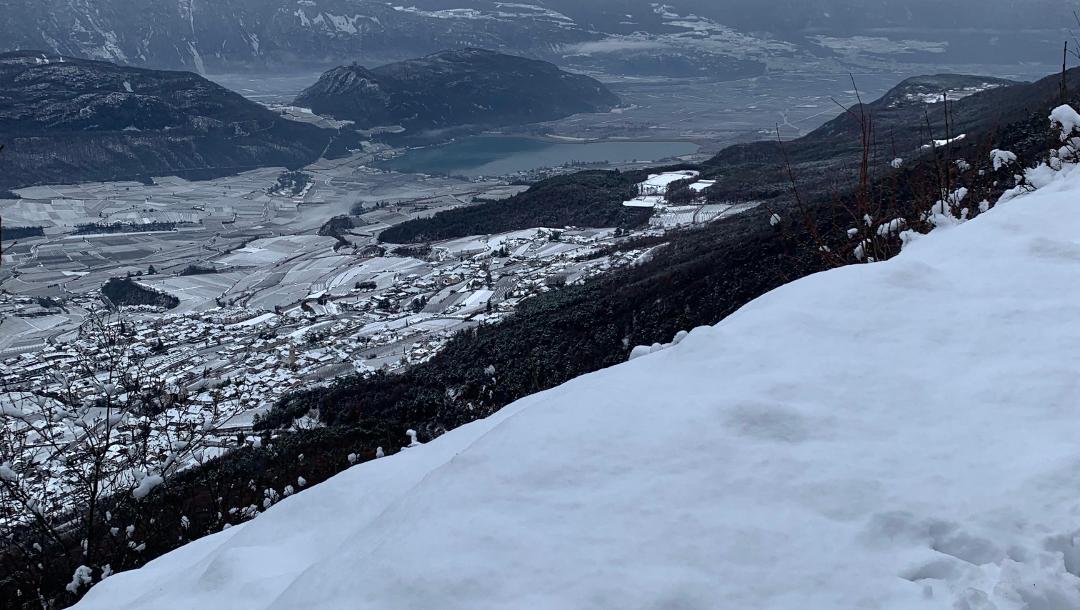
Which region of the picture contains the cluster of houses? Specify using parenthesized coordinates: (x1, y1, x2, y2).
(0, 222, 667, 514)
(622, 170, 715, 208)
(621, 170, 759, 229)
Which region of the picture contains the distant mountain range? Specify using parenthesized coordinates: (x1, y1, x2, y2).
(0, 48, 625, 188)
(295, 49, 620, 133)
(0, 0, 1067, 75)
(0, 51, 334, 189)
(0, 0, 594, 72)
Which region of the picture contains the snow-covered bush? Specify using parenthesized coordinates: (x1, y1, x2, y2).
(65, 565, 93, 594)
(1049, 104, 1080, 169)
(988, 104, 1080, 207)
(784, 97, 1078, 268)
(0, 311, 245, 604)
(1051, 104, 1080, 140)
(628, 330, 692, 361)
(131, 471, 165, 500)
(991, 149, 1017, 171)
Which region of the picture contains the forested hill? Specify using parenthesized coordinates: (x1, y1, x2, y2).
(295, 49, 620, 132)
(699, 71, 1058, 203)
(0, 52, 335, 189)
(379, 171, 651, 244)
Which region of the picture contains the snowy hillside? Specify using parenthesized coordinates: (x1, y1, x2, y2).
(75, 165, 1080, 608)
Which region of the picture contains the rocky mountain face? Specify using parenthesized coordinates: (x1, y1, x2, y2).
(294, 49, 620, 132)
(0, 0, 1063, 76)
(0, 0, 594, 72)
(0, 51, 334, 189)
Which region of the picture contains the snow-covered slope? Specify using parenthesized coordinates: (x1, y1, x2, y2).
(77, 166, 1080, 609)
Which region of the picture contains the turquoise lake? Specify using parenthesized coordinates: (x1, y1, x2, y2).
(378, 137, 700, 177)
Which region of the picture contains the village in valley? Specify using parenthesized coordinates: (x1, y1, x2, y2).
(0, 156, 754, 452)
(0, 148, 759, 524)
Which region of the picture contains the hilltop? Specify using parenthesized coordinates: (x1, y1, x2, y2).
(295, 49, 620, 133)
(0, 51, 335, 189)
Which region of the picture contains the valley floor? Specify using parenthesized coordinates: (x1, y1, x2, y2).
(73, 143, 1080, 608)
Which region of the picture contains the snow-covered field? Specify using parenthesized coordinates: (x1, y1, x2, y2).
(75, 164, 1080, 608)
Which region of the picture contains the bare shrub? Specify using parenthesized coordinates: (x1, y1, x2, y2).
(0, 311, 243, 605)
(769, 79, 1038, 268)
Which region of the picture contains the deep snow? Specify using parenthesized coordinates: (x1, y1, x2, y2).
(77, 165, 1080, 609)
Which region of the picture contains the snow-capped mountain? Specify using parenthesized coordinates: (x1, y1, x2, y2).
(0, 0, 1068, 73)
(73, 136, 1080, 609)
(0, 0, 596, 72)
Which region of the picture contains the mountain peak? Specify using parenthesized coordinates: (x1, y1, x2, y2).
(877, 74, 1019, 108)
